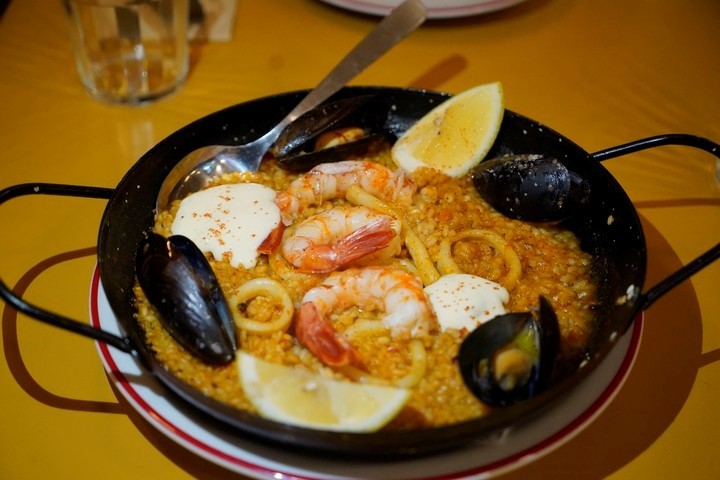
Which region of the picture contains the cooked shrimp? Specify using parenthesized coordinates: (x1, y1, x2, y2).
(295, 267, 436, 368)
(282, 206, 402, 273)
(257, 222, 285, 255)
(276, 160, 416, 225)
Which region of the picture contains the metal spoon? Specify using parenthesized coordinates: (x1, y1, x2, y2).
(156, 0, 427, 211)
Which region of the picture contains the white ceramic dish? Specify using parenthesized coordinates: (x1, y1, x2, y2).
(90, 266, 642, 479)
(316, 0, 527, 19)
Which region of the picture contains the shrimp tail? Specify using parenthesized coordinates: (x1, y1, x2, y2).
(295, 302, 365, 369)
(275, 192, 296, 226)
(334, 217, 396, 265)
(296, 218, 396, 273)
(298, 218, 396, 273)
(257, 223, 285, 254)
(281, 206, 400, 273)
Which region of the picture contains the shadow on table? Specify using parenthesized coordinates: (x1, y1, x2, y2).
(111, 380, 255, 480)
(407, 54, 469, 91)
(2, 246, 124, 415)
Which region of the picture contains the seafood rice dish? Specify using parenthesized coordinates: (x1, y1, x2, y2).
(133, 99, 598, 431)
(135, 145, 595, 428)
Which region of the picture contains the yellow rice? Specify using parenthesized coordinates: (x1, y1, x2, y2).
(134, 144, 597, 428)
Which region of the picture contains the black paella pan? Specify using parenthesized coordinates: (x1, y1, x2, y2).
(1, 86, 718, 456)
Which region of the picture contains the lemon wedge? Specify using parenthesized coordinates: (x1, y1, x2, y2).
(392, 82, 504, 177)
(237, 352, 410, 432)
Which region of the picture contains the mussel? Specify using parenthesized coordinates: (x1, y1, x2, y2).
(457, 296, 560, 407)
(271, 95, 393, 172)
(472, 154, 591, 222)
(135, 233, 237, 364)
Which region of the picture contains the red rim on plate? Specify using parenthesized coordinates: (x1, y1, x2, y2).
(316, 0, 527, 19)
(90, 265, 642, 480)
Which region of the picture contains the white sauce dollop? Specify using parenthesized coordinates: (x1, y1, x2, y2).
(171, 183, 280, 269)
(424, 273, 509, 333)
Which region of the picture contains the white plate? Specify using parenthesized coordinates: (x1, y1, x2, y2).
(315, 0, 527, 19)
(90, 266, 642, 480)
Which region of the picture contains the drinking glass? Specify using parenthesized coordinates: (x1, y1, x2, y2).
(63, 0, 190, 104)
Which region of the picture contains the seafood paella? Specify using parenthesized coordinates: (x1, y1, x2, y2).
(133, 89, 599, 432)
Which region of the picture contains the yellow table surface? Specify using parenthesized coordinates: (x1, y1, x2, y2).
(1, 0, 719, 478)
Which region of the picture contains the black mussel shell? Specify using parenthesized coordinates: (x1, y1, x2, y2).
(135, 233, 237, 364)
(472, 154, 591, 222)
(458, 296, 560, 407)
(272, 95, 393, 172)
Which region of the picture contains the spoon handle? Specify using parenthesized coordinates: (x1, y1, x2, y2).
(279, 0, 427, 129)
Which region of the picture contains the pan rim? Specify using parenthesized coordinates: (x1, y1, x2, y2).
(96, 86, 646, 456)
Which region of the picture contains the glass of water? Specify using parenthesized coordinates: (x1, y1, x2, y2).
(62, 0, 189, 105)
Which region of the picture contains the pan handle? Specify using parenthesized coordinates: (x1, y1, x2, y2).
(0, 183, 135, 354)
(589, 134, 720, 311)
(639, 243, 720, 310)
(589, 133, 720, 163)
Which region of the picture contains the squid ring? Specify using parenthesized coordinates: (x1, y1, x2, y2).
(394, 339, 428, 388)
(342, 324, 428, 388)
(437, 229, 522, 291)
(230, 278, 294, 334)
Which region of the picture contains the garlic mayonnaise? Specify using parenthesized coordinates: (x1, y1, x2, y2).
(171, 183, 280, 269)
(424, 273, 509, 333)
